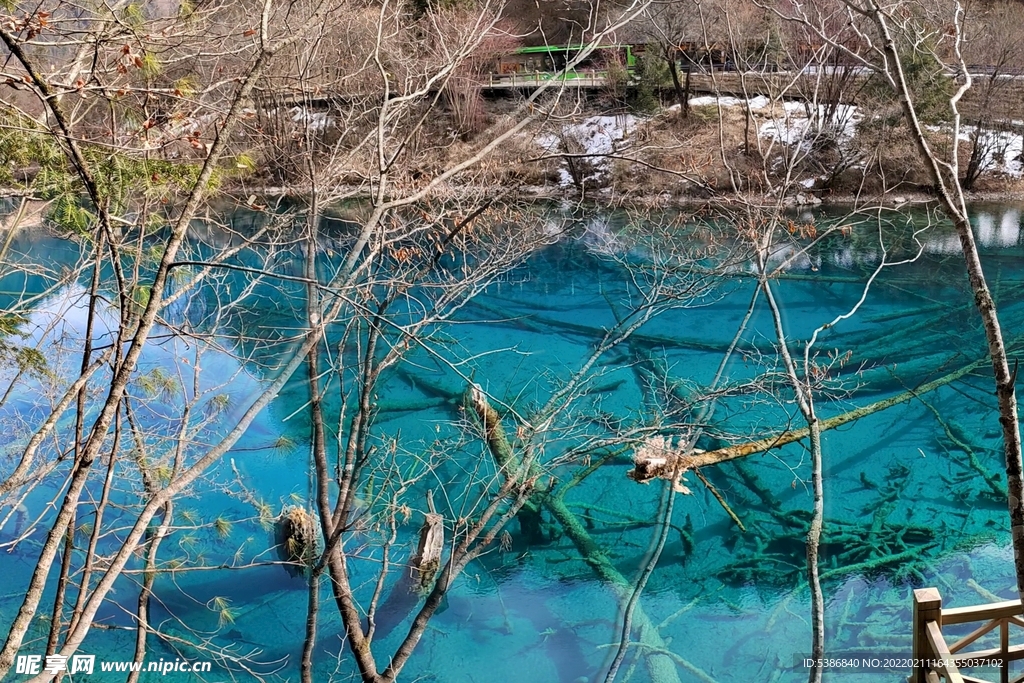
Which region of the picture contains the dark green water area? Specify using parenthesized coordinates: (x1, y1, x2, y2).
(3, 202, 1024, 682)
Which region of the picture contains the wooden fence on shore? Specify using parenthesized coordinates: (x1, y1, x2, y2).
(271, 69, 1019, 122)
(485, 71, 1019, 123)
(912, 587, 1024, 683)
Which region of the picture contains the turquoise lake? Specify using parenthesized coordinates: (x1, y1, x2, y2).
(3, 202, 1024, 682)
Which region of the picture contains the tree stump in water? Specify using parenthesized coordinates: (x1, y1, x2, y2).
(275, 506, 318, 576)
(410, 512, 444, 591)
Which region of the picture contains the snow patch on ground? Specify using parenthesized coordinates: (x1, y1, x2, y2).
(536, 115, 639, 187)
(687, 94, 862, 155)
(289, 107, 334, 132)
(925, 123, 1023, 178)
(759, 103, 861, 148)
(687, 95, 864, 190)
(688, 95, 772, 111)
(958, 127, 1024, 178)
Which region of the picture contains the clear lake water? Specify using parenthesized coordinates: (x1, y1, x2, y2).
(3, 202, 1024, 682)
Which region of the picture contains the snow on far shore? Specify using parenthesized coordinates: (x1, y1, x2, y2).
(687, 95, 862, 148)
(958, 127, 1024, 178)
(536, 114, 639, 187)
(697, 96, 1024, 181)
(533, 96, 1024, 190)
(926, 122, 1024, 179)
(686, 95, 772, 110)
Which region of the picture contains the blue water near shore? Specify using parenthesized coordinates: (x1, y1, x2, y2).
(3, 203, 1024, 682)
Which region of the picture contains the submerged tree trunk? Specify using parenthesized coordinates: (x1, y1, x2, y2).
(470, 385, 684, 683)
(683, 357, 984, 469)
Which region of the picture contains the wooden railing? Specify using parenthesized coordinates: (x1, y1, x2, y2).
(483, 72, 609, 89)
(912, 587, 1024, 683)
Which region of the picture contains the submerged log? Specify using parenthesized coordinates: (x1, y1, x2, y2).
(469, 383, 683, 683)
(923, 401, 1007, 499)
(467, 383, 550, 543)
(680, 358, 984, 470)
(466, 299, 765, 355)
(468, 384, 521, 478)
(543, 493, 683, 683)
(410, 512, 444, 591)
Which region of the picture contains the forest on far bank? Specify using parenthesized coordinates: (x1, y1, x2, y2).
(3, 0, 1024, 213)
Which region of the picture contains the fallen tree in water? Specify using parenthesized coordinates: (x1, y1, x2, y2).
(467, 384, 695, 683)
(675, 358, 986, 471)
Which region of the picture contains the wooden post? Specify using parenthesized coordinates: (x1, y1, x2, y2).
(1000, 618, 1008, 683)
(912, 588, 943, 683)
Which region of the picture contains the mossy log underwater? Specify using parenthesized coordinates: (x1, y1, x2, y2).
(467, 384, 692, 683)
(680, 357, 991, 470)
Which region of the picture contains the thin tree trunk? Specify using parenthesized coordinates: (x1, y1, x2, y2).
(301, 195, 325, 683)
(126, 501, 172, 683)
(44, 522, 74, 656)
(300, 573, 319, 683)
(805, 419, 824, 681)
(666, 47, 688, 118)
(321, 327, 383, 682)
(867, 0, 1024, 604)
(45, 230, 105, 655)
(761, 272, 823, 683)
(684, 63, 692, 119)
(68, 407, 128, 636)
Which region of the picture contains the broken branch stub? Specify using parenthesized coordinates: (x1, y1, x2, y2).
(628, 436, 693, 494)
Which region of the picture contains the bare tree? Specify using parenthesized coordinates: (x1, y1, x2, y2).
(758, 0, 1024, 609)
(0, 0, 680, 681)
